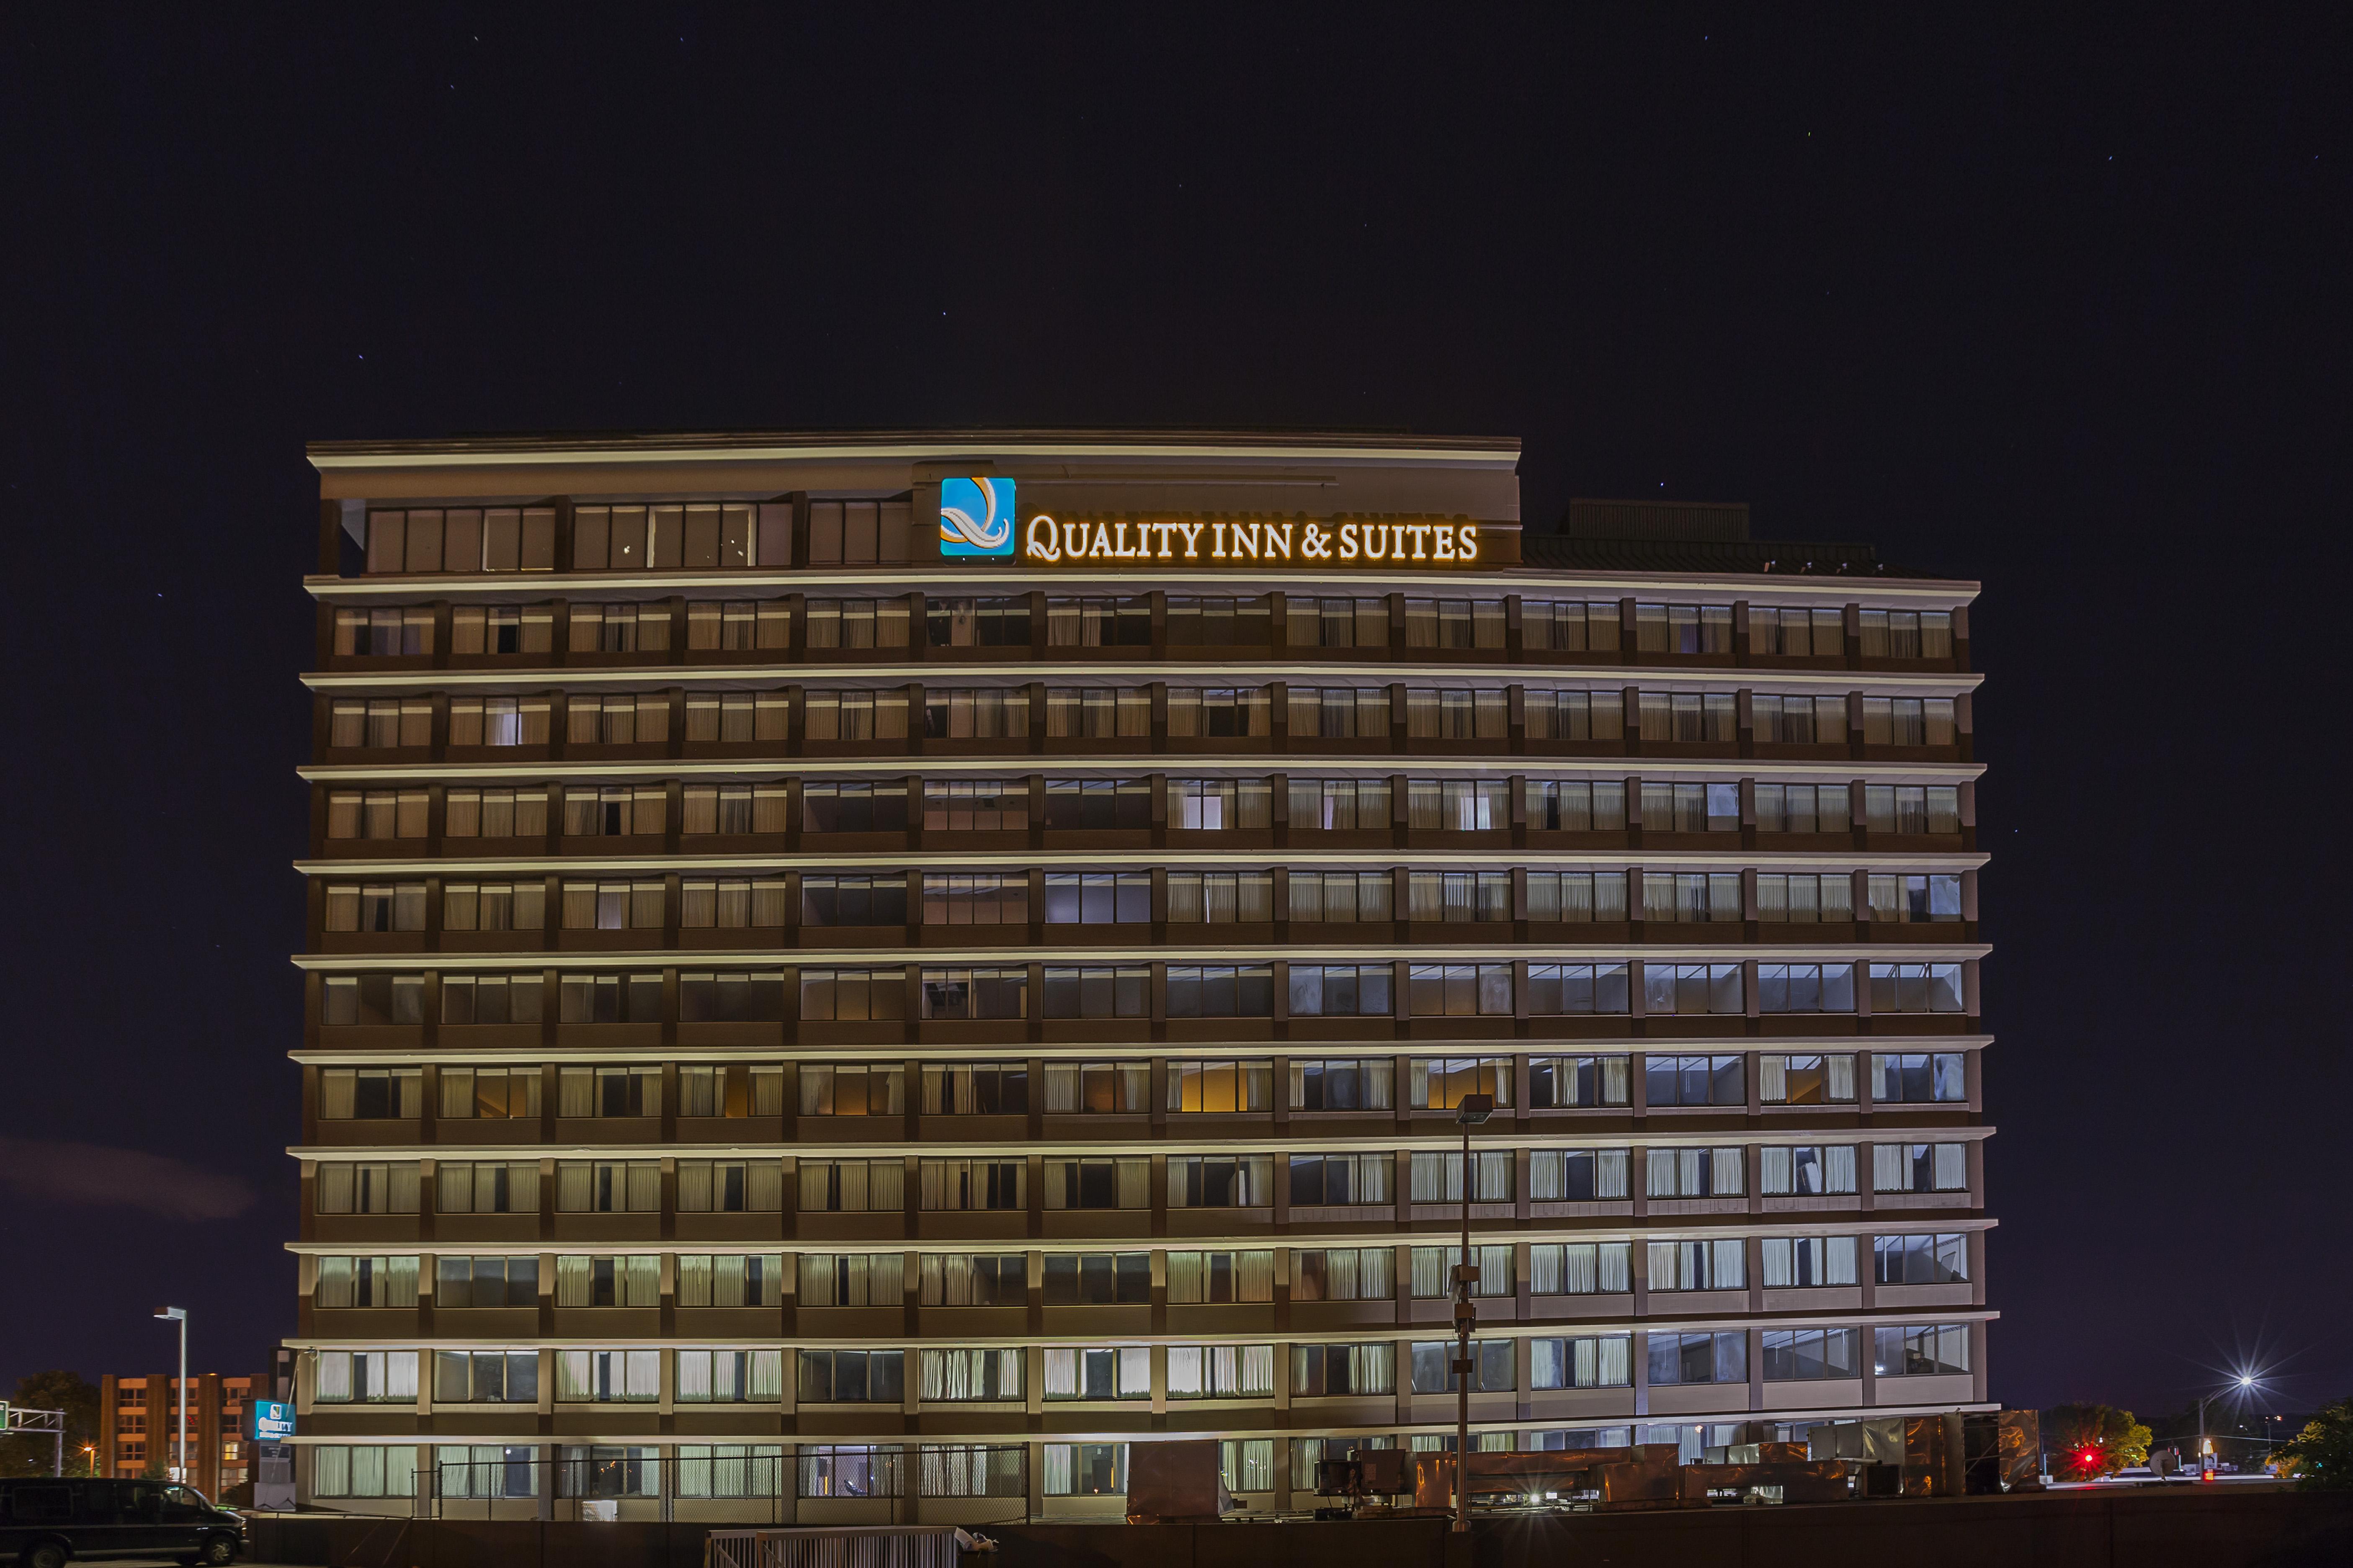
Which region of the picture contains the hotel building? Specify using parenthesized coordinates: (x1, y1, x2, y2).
(291, 431, 1990, 1520)
(98, 1372, 266, 1497)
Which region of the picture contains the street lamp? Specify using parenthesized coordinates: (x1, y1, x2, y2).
(153, 1307, 188, 1485)
(2196, 1373, 2258, 1479)
(1451, 1092, 1495, 1535)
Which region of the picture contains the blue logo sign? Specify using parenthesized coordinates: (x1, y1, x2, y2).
(250, 1400, 295, 1442)
(940, 477, 1016, 556)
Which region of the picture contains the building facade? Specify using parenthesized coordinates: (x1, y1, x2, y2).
(98, 1372, 265, 1497)
(290, 431, 1991, 1521)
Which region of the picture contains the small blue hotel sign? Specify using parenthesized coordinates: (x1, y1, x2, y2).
(250, 1400, 295, 1442)
(938, 477, 1017, 557)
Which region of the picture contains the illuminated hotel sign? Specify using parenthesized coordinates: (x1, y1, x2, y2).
(1021, 515, 1482, 566)
(939, 477, 1017, 557)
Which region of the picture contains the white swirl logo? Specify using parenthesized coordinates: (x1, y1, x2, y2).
(939, 476, 1015, 555)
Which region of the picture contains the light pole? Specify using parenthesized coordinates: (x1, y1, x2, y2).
(153, 1307, 188, 1485)
(1451, 1092, 1495, 1535)
(2196, 1374, 2257, 1478)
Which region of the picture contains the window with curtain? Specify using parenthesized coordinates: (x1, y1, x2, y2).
(1167, 1345, 1275, 1399)
(1523, 779, 1628, 830)
(1165, 1060, 1274, 1112)
(1761, 1236, 1858, 1287)
(1043, 1443, 1127, 1497)
(1754, 783, 1852, 833)
(677, 1253, 786, 1307)
(1291, 1248, 1396, 1301)
(1529, 1241, 1633, 1295)
(919, 1254, 1026, 1306)
(1529, 1055, 1631, 1107)
(1287, 776, 1392, 830)
(1289, 1058, 1394, 1110)
(790, 1253, 896, 1308)
(1529, 1336, 1633, 1389)
(675, 1443, 787, 1499)
(312, 1350, 420, 1403)
(1284, 870, 1395, 922)
(1410, 1339, 1515, 1393)
(1407, 1152, 1513, 1204)
(1645, 1147, 1747, 1199)
(1528, 1148, 1631, 1201)
(1521, 599, 1622, 652)
(920, 1159, 1025, 1211)
(1166, 687, 1271, 737)
(554, 1255, 659, 1307)
(555, 1349, 661, 1402)
(433, 1161, 538, 1215)
(1043, 1347, 1152, 1400)
(919, 1349, 1022, 1402)
(793, 1159, 901, 1213)
(1872, 1142, 1970, 1194)
(1040, 1159, 1149, 1209)
(1289, 1343, 1396, 1396)
(1760, 1144, 1858, 1196)
(1166, 1156, 1273, 1208)
(1287, 1153, 1394, 1206)
(679, 1064, 785, 1118)
(796, 1446, 905, 1500)
(1746, 606, 1845, 657)
(314, 1255, 420, 1309)
(1759, 1054, 1857, 1105)
(555, 1160, 663, 1213)
(1043, 1061, 1151, 1112)
(1407, 1056, 1514, 1108)
(1164, 1250, 1275, 1303)
(1406, 778, 1511, 830)
(314, 1162, 420, 1215)
(1409, 1244, 1513, 1299)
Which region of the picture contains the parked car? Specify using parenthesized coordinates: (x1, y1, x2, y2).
(0, 1476, 242, 1566)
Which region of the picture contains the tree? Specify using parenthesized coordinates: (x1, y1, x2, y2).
(2044, 1403, 2153, 1480)
(2277, 1398, 2353, 1490)
(0, 1371, 101, 1478)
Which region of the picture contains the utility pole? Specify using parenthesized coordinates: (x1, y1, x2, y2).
(1451, 1093, 1494, 1534)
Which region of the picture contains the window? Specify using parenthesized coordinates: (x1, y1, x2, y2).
(1861, 697, 1958, 747)
(802, 782, 909, 832)
(807, 689, 911, 742)
(680, 1254, 787, 1308)
(314, 1351, 420, 1403)
(315, 1162, 419, 1215)
(666, 877, 784, 930)
(1042, 1158, 1149, 1210)
(920, 1062, 1028, 1114)
(433, 1254, 539, 1309)
(314, 1256, 420, 1309)
(1046, 595, 1150, 646)
(1760, 1145, 1859, 1195)
(434, 1162, 539, 1214)
(1858, 610, 1954, 659)
(1868, 873, 1964, 923)
(1167, 595, 1271, 645)
(1403, 597, 1506, 649)
(680, 971, 787, 1022)
(1407, 1153, 1513, 1204)
(320, 973, 425, 1026)
(1523, 871, 1629, 922)
(1289, 776, 1392, 829)
(927, 597, 1031, 646)
(925, 874, 1028, 925)
(1874, 1325, 1972, 1377)
(1640, 872, 1742, 924)
(917, 960, 1031, 1022)
(1286, 595, 1389, 648)
(799, 968, 906, 1021)
(682, 783, 789, 835)
(564, 693, 671, 747)
(1747, 606, 1844, 657)
(558, 973, 664, 1023)
(678, 1064, 784, 1118)
(1521, 599, 1621, 652)
(1528, 1149, 1631, 1201)
(797, 1064, 901, 1116)
(920, 1349, 1022, 1402)
(312, 1446, 420, 1499)
(682, 692, 790, 743)
(1646, 1148, 1746, 1199)
(1761, 1236, 1858, 1287)
(1291, 1248, 1397, 1301)
(1290, 1343, 1396, 1396)
(428, 1349, 539, 1406)
(1044, 1347, 1152, 1401)
(1642, 964, 1745, 1015)
(1405, 689, 1508, 740)
(1410, 1244, 1513, 1299)
(1166, 1346, 1274, 1400)
(1871, 1051, 1968, 1102)
(685, 598, 789, 651)
(1043, 686, 1145, 737)
(558, 879, 665, 930)
(1531, 1335, 1633, 1389)
(1874, 1143, 1971, 1194)
(556, 1066, 661, 1118)
(1631, 602, 1733, 655)
(1167, 1156, 1272, 1207)
(800, 875, 907, 927)
(794, 1253, 893, 1308)
(1866, 784, 1963, 833)
(1408, 1056, 1513, 1110)
(803, 597, 910, 648)
(1287, 686, 1391, 739)
(920, 1446, 1026, 1498)
(1166, 1060, 1273, 1112)
(1165, 777, 1272, 829)
(1527, 963, 1632, 1015)
(1637, 691, 1738, 744)
(1285, 870, 1394, 922)
(442, 882, 550, 934)
(1411, 1339, 1515, 1393)
(318, 1067, 421, 1120)
(1523, 690, 1627, 742)
(1165, 1250, 1275, 1303)
(798, 1350, 904, 1404)
(920, 1254, 1026, 1305)
(1406, 871, 1510, 923)
(1407, 966, 1513, 1017)
(324, 789, 430, 841)
(1529, 1055, 1630, 1108)
(1165, 870, 1275, 923)
(1167, 687, 1271, 737)
(1644, 1054, 1746, 1107)
(1868, 966, 1968, 1015)
(1166, 965, 1273, 1017)
(1288, 1153, 1394, 1205)
(1047, 778, 1152, 829)
(322, 881, 427, 933)
(443, 787, 550, 839)
(1529, 1242, 1633, 1294)
(922, 780, 1026, 832)
(1750, 694, 1843, 747)
(1763, 1328, 1861, 1381)
(1043, 1061, 1151, 1112)
(334, 605, 436, 656)
(435, 1445, 543, 1501)
(1523, 780, 1628, 832)
(1755, 783, 1852, 833)
(1758, 963, 1858, 1013)
(1639, 781, 1741, 832)
(556, 1350, 661, 1403)
(920, 1159, 1026, 1211)
(329, 697, 434, 749)
(554, 1255, 659, 1308)
(798, 1446, 904, 1499)
(556, 1161, 662, 1213)
(1289, 1057, 1394, 1110)
(1875, 1233, 1970, 1285)
(1046, 873, 1150, 924)
(1407, 779, 1510, 830)
(927, 687, 1031, 738)
(1647, 1331, 1747, 1385)
(1754, 874, 1855, 922)
(677, 1352, 787, 1408)
(793, 1160, 899, 1213)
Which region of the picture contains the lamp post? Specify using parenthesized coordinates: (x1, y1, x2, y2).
(1451, 1092, 1495, 1534)
(153, 1307, 188, 1484)
(2197, 1374, 2257, 1479)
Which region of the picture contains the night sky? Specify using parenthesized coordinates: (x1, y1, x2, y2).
(1, 9, 2345, 1421)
